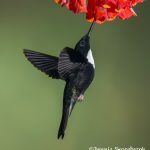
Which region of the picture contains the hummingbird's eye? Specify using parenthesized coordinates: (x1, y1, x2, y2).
(80, 40, 85, 47)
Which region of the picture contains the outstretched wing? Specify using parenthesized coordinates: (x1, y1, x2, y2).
(58, 47, 87, 80)
(23, 49, 60, 79)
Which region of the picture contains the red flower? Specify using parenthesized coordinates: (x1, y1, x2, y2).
(86, 0, 118, 24)
(54, 0, 87, 13)
(54, 0, 143, 24)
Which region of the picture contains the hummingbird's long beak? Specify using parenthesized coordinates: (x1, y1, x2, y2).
(87, 21, 95, 36)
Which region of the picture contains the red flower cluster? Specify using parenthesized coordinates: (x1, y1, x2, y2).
(54, 0, 143, 24)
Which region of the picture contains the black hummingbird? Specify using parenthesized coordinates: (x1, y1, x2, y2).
(23, 22, 95, 139)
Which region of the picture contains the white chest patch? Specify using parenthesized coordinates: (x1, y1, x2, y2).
(87, 49, 95, 68)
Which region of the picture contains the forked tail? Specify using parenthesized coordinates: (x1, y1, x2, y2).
(58, 81, 77, 139)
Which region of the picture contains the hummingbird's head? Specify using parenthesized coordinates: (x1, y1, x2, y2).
(74, 22, 94, 57)
(75, 34, 90, 56)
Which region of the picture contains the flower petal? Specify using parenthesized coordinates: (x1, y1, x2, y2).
(68, 0, 87, 13)
(119, 7, 137, 20)
(54, 0, 87, 13)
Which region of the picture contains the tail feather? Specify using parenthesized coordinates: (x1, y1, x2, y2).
(57, 112, 69, 139)
(58, 81, 78, 139)
(69, 98, 77, 116)
(23, 49, 60, 79)
(57, 97, 77, 139)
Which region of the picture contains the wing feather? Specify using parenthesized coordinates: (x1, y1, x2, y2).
(58, 47, 87, 80)
(23, 49, 60, 79)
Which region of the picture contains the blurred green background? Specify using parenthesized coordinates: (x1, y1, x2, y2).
(0, 0, 149, 150)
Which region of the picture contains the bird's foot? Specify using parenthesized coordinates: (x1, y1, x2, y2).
(77, 94, 84, 102)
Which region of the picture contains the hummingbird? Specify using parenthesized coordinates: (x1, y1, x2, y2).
(23, 22, 95, 139)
